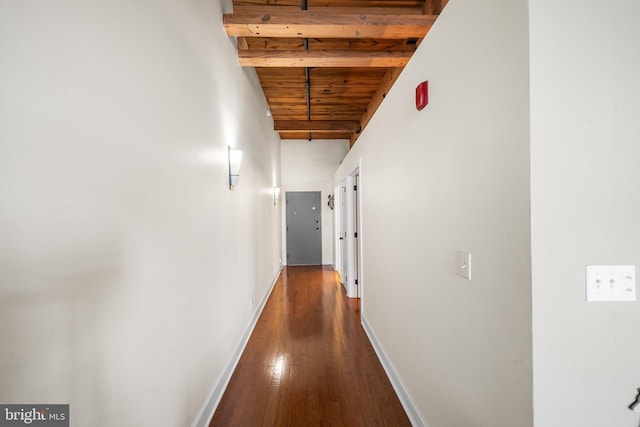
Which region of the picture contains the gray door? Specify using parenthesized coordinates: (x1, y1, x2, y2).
(286, 191, 322, 265)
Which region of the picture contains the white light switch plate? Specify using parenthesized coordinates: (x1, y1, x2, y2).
(585, 265, 636, 302)
(458, 251, 471, 280)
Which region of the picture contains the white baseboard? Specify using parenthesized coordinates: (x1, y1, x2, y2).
(361, 315, 428, 427)
(190, 267, 283, 427)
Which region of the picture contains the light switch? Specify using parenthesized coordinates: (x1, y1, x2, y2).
(585, 265, 636, 302)
(458, 251, 471, 280)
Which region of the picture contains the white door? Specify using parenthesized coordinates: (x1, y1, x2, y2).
(339, 184, 348, 286)
(353, 175, 360, 298)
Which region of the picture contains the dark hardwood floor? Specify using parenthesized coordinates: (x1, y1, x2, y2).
(210, 265, 411, 427)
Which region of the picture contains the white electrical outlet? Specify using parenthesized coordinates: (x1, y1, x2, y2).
(585, 265, 636, 302)
(458, 251, 472, 280)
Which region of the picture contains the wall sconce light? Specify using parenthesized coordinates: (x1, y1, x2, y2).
(228, 146, 243, 190)
(273, 187, 281, 205)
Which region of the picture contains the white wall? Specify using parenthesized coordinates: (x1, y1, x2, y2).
(0, 1, 282, 426)
(333, 0, 532, 426)
(530, 1, 640, 426)
(281, 139, 349, 265)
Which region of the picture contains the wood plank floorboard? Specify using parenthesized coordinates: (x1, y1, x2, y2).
(210, 265, 411, 427)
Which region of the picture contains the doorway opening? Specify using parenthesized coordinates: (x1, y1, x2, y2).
(338, 183, 348, 289)
(353, 173, 361, 299)
(334, 164, 362, 302)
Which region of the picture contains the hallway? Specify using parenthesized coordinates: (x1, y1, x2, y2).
(210, 266, 411, 427)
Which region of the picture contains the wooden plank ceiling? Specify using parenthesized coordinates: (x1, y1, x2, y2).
(224, 0, 449, 146)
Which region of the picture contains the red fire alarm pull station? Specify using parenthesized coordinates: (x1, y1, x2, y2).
(415, 80, 429, 111)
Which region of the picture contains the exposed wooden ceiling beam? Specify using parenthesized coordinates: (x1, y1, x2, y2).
(280, 132, 353, 140)
(232, 5, 426, 15)
(238, 50, 412, 67)
(274, 120, 361, 133)
(223, 10, 436, 39)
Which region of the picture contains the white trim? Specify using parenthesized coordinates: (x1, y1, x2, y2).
(190, 267, 283, 427)
(361, 315, 429, 427)
(350, 169, 362, 300)
(336, 158, 362, 299)
(337, 181, 348, 290)
(332, 184, 341, 273)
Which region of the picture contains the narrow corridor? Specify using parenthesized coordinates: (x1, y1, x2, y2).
(210, 266, 411, 426)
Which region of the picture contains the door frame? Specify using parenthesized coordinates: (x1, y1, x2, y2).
(335, 182, 348, 289)
(334, 158, 363, 300)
